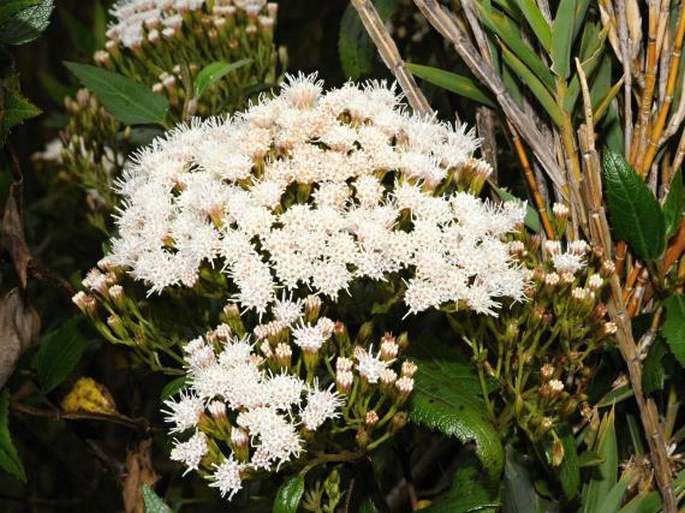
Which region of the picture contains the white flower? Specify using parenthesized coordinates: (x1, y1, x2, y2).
(236, 406, 303, 467)
(162, 391, 205, 433)
(209, 456, 244, 500)
(292, 322, 329, 353)
(170, 430, 208, 474)
(355, 346, 390, 384)
(300, 385, 344, 430)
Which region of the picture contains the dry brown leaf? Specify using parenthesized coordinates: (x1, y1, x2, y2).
(0, 288, 40, 389)
(1, 182, 31, 289)
(122, 439, 160, 513)
(60, 377, 118, 415)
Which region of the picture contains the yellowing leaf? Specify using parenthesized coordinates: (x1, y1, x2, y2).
(60, 377, 117, 415)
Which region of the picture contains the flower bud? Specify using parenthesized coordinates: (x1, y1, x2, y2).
(274, 342, 292, 368)
(72, 291, 97, 318)
(336, 370, 354, 393)
(389, 411, 408, 434)
(365, 410, 379, 428)
(401, 361, 417, 378)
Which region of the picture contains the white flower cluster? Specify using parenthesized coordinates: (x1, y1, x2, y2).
(110, 74, 527, 316)
(107, 0, 269, 48)
(164, 307, 344, 499)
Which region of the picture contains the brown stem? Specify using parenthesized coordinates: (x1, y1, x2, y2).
(663, 218, 685, 274)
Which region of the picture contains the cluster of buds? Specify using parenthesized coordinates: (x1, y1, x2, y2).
(98, 0, 280, 117)
(160, 294, 416, 501)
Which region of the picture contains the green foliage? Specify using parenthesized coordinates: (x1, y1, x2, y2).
(501, 446, 558, 513)
(1, 90, 41, 134)
(419, 452, 498, 513)
(0, 0, 41, 26)
(338, 0, 400, 79)
(550, 0, 576, 79)
(512, 0, 551, 50)
(65, 62, 170, 126)
(141, 484, 173, 513)
(661, 294, 685, 368)
(581, 410, 618, 513)
(643, 337, 668, 395)
(407, 338, 504, 481)
(31, 316, 90, 393)
(557, 432, 580, 499)
(273, 476, 305, 513)
(663, 168, 684, 241)
(194, 59, 253, 98)
(407, 63, 496, 108)
(0, 0, 53, 45)
(602, 149, 666, 260)
(0, 389, 26, 482)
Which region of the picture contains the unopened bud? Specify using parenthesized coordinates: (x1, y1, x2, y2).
(401, 361, 417, 378)
(72, 291, 96, 317)
(389, 411, 408, 434)
(365, 410, 379, 428)
(336, 370, 354, 393)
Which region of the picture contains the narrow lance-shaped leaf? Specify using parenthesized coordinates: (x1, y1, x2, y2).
(551, 0, 577, 79)
(65, 62, 169, 126)
(194, 59, 253, 98)
(593, 79, 624, 121)
(602, 149, 666, 260)
(663, 168, 683, 241)
(662, 294, 685, 368)
(0, 389, 26, 482)
(564, 23, 609, 112)
(512, 0, 552, 50)
(407, 63, 496, 107)
(581, 409, 618, 513)
(274, 475, 305, 513)
(500, 44, 564, 127)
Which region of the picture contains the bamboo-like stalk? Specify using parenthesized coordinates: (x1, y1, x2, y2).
(623, 260, 644, 302)
(638, 3, 685, 175)
(663, 219, 685, 274)
(671, 122, 685, 170)
(411, 0, 569, 200)
(629, 0, 659, 164)
(626, 267, 650, 317)
(350, 0, 432, 117)
(576, 60, 677, 513)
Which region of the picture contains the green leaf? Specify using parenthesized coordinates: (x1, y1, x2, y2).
(0, 0, 40, 26)
(596, 384, 633, 407)
(142, 484, 173, 513)
(407, 339, 504, 481)
(602, 149, 666, 260)
(662, 294, 685, 367)
(597, 474, 632, 513)
(581, 409, 618, 513)
(475, 5, 555, 91)
(0, 0, 53, 45)
(551, 0, 577, 79)
(558, 431, 580, 499)
(0, 389, 26, 482)
(194, 59, 253, 98)
(577, 451, 604, 468)
(2, 90, 41, 131)
(32, 316, 89, 393)
(273, 475, 305, 513)
(564, 23, 608, 112)
(502, 446, 559, 513)
(160, 376, 186, 401)
(491, 184, 542, 233)
(338, 0, 401, 79)
(93, 1, 107, 50)
(593, 79, 624, 121)
(407, 63, 496, 108)
(663, 168, 683, 241)
(419, 451, 498, 513)
(617, 491, 661, 513)
(643, 336, 668, 395)
(65, 62, 169, 126)
(512, 0, 551, 50)
(500, 44, 564, 127)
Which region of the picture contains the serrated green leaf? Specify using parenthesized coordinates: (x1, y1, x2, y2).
(0, 0, 40, 26)
(491, 184, 542, 233)
(142, 484, 173, 513)
(664, 168, 683, 241)
(65, 62, 169, 126)
(419, 452, 498, 513)
(602, 149, 666, 260)
(0, 0, 53, 45)
(581, 409, 617, 513)
(643, 336, 668, 394)
(475, 5, 555, 91)
(2, 90, 41, 131)
(407, 339, 503, 481)
(551, 0, 576, 79)
(558, 431, 580, 499)
(662, 294, 685, 367)
(500, 44, 564, 127)
(0, 389, 26, 482)
(194, 59, 253, 98)
(32, 316, 89, 393)
(338, 0, 401, 79)
(273, 475, 305, 513)
(407, 63, 496, 107)
(512, 0, 551, 50)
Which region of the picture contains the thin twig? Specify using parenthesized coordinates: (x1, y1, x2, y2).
(350, 0, 432, 116)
